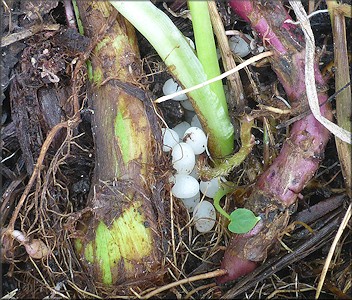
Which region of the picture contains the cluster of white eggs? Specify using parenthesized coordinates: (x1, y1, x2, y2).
(162, 78, 223, 233)
(160, 33, 263, 232)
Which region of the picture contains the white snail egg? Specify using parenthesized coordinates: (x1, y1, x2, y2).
(191, 114, 203, 130)
(183, 127, 207, 155)
(184, 110, 195, 125)
(216, 48, 221, 60)
(185, 37, 195, 50)
(229, 34, 253, 58)
(189, 165, 199, 180)
(199, 177, 220, 198)
(180, 191, 200, 212)
(172, 121, 190, 140)
(193, 200, 216, 232)
(180, 99, 195, 111)
(162, 78, 188, 101)
(161, 128, 179, 152)
(171, 142, 195, 174)
(171, 174, 199, 198)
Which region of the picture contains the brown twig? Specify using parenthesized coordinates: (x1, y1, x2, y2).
(257, 104, 292, 115)
(1, 24, 60, 47)
(184, 282, 217, 299)
(315, 203, 351, 299)
(142, 269, 227, 299)
(208, 0, 245, 111)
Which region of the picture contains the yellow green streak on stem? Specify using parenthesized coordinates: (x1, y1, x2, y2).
(84, 202, 153, 285)
(114, 110, 132, 164)
(114, 97, 150, 169)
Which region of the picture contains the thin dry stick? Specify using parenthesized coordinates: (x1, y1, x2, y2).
(315, 203, 351, 299)
(29, 257, 69, 299)
(1, 289, 18, 299)
(308, 0, 315, 14)
(257, 104, 292, 115)
(66, 280, 102, 299)
(154, 51, 273, 103)
(268, 287, 316, 299)
(185, 282, 217, 299)
(289, 1, 352, 144)
(142, 269, 227, 299)
(208, 0, 245, 109)
(1, 24, 60, 47)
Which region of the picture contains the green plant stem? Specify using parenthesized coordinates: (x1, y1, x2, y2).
(72, 0, 84, 35)
(213, 187, 232, 221)
(199, 115, 255, 180)
(110, 1, 234, 159)
(188, 1, 227, 111)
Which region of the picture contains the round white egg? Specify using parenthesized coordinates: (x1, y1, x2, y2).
(191, 114, 203, 130)
(199, 177, 220, 198)
(172, 121, 190, 139)
(180, 191, 200, 212)
(185, 37, 195, 50)
(189, 165, 199, 180)
(228, 34, 253, 58)
(183, 127, 207, 155)
(193, 200, 216, 232)
(162, 128, 180, 152)
(171, 174, 199, 198)
(180, 99, 195, 111)
(184, 110, 195, 125)
(171, 142, 195, 174)
(216, 47, 221, 60)
(162, 78, 188, 101)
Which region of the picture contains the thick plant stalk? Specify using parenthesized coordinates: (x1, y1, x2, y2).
(74, 1, 164, 286)
(217, 0, 333, 283)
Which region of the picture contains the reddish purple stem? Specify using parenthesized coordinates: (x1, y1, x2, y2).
(217, 0, 332, 284)
(64, 0, 77, 30)
(229, 1, 298, 54)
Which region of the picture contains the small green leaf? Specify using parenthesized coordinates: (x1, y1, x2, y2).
(228, 208, 261, 234)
